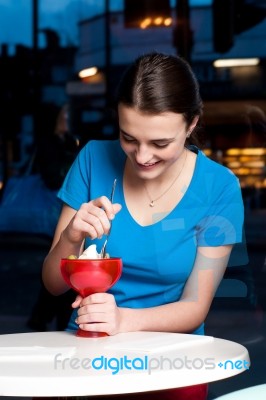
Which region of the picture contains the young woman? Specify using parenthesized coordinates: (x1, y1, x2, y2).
(42, 52, 244, 400)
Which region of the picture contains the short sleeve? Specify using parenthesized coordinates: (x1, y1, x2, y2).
(196, 177, 244, 247)
(57, 143, 91, 210)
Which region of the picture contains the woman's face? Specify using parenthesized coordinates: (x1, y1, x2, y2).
(118, 104, 197, 180)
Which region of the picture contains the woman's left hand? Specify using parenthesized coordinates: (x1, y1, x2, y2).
(72, 293, 122, 336)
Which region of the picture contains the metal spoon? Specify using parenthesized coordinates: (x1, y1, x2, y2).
(100, 178, 117, 258)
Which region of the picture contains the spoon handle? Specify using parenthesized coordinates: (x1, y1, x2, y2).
(100, 178, 117, 258)
(110, 178, 117, 203)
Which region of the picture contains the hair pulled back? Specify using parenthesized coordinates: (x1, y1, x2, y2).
(116, 52, 203, 129)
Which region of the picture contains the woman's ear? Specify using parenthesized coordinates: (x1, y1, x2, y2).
(189, 116, 200, 133)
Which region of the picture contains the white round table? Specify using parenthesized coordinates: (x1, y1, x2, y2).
(214, 384, 266, 399)
(0, 331, 249, 397)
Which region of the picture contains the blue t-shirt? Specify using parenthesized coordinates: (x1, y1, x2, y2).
(58, 140, 244, 334)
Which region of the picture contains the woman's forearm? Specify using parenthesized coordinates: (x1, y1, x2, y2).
(119, 300, 208, 334)
(118, 247, 230, 335)
(42, 230, 82, 296)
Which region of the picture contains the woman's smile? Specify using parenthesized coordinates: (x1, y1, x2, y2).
(136, 160, 161, 170)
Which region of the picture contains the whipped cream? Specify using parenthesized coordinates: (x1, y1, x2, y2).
(78, 244, 101, 259)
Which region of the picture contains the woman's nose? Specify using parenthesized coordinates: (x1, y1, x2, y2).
(135, 145, 152, 164)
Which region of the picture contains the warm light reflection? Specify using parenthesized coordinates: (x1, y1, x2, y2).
(255, 179, 266, 189)
(227, 162, 241, 168)
(239, 156, 254, 163)
(241, 148, 266, 156)
(244, 161, 264, 168)
(78, 67, 98, 79)
(140, 18, 152, 29)
(235, 168, 251, 175)
(140, 17, 172, 29)
(204, 147, 265, 189)
(234, 168, 263, 175)
(226, 148, 266, 156)
(213, 58, 260, 68)
(154, 17, 163, 25)
(203, 149, 212, 156)
(164, 17, 172, 26)
(226, 149, 241, 156)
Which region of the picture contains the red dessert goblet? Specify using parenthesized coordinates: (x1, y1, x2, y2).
(60, 257, 122, 338)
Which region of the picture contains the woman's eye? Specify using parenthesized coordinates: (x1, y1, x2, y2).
(154, 143, 169, 148)
(122, 135, 135, 142)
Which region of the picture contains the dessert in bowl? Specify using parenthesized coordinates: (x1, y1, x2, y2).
(60, 245, 122, 338)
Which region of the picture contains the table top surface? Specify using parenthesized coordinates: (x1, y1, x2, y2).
(0, 331, 250, 397)
(215, 384, 266, 400)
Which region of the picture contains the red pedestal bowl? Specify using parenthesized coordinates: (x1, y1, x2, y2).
(60, 257, 122, 338)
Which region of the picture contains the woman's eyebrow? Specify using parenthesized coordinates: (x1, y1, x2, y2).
(120, 130, 176, 143)
(152, 138, 176, 143)
(120, 129, 131, 136)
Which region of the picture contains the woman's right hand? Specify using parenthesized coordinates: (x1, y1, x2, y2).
(62, 196, 122, 245)
(42, 197, 121, 296)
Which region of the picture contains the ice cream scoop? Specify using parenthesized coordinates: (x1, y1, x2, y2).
(78, 244, 100, 259)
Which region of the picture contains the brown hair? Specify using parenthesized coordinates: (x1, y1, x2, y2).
(116, 52, 203, 144)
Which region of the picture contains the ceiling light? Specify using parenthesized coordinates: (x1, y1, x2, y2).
(79, 67, 98, 79)
(213, 58, 260, 68)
